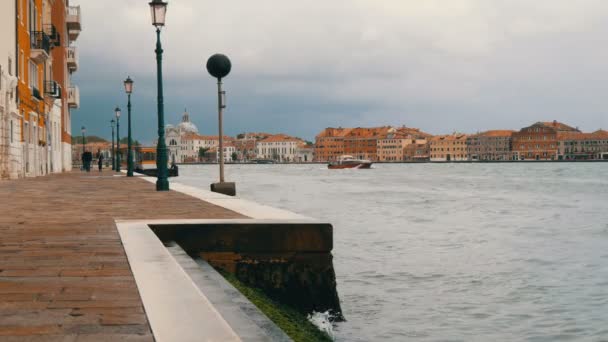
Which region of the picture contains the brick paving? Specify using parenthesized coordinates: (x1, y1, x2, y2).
(0, 170, 246, 341)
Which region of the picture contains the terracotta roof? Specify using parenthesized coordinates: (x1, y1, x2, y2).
(539, 121, 579, 132)
(430, 134, 468, 141)
(345, 126, 392, 139)
(395, 127, 433, 138)
(316, 127, 354, 138)
(259, 134, 303, 143)
(558, 130, 608, 141)
(479, 130, 515, 137)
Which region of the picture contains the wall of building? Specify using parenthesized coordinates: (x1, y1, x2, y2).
(0, 0, 23, 179)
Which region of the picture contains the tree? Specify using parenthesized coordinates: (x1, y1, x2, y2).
(118, 137, 141, 146)
(236, 133, 245, 139)
(231, 152, 238, 162)
(198, 147, 209, 161)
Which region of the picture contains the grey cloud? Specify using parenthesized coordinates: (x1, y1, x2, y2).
(72, 0, 608, 143)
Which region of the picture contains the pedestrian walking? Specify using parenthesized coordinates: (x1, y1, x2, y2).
(97, 150, 104, 172)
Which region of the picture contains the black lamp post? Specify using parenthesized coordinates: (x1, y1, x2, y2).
(111, 119, 116, 170)
(124, 76, 134, 177)
(149, 0, 169, 191)
(206, 53, 236, 196)
(115, 107, 121, 172)
(81, 126, 86, 153)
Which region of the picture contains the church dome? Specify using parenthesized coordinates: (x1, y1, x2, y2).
(177, 109, 198, 134)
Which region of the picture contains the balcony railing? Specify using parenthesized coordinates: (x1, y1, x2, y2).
(68, 85, 80, 109)
(30, 31, 50, 63)
(45, 81, 62, 99)
(66, 6, 82, 41)
(67, 46, 78, 72)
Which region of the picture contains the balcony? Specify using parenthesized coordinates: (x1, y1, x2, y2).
(68, 86, 80, 109)
(43, 24, 61, 48)
(67, 47, 78, 72)
(30, 31, 50, 64)
(45, 81, 62, 99)
(66, 6, 82, 42)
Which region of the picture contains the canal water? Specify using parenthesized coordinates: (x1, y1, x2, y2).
(177, 163, 608, 341)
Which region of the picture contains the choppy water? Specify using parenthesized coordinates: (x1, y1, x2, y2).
(177, 163, 608, 342)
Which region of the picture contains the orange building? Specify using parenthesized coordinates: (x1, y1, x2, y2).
(343, 126, 392, 162)
(17, 0, 47, 176)
(314, 127, 353, 162)
(512, 121, 579, 160)
(16, 0, 81, 176)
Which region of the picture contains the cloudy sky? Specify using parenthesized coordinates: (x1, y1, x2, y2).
(72, 0, 608, 143)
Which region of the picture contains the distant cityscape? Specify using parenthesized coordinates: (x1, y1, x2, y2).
(75, 110, 608, 165)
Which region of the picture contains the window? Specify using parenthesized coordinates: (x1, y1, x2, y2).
(29, 0, 37, 32)
(29, 60, 38, 90)
(24, 122, 29, 144)
(20, 51, 24, 82)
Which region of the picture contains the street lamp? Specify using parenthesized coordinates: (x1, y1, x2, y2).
(124, 76, 134, 177)
(115, 107, 121, 172)
(206, 53, 235, 196)
(149, 0, 169, 191)
(81, 126, 86, 153)
(111, 119, 116, 170)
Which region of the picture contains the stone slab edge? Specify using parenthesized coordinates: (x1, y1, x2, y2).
(138, 175, 313, 220)
(116, 220, 241, 342)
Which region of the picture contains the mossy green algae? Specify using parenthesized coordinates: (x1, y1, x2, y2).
(220, 271, 333, 342)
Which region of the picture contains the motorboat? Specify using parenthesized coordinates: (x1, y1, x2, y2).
(328, 155, 372, 169)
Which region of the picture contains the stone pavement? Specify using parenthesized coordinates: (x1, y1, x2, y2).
(0, 170, 246, 341)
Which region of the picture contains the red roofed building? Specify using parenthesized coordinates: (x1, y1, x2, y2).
(343, 126, 393, 161)
(512, 121, 579, 160)
(467, 130, 515, 161)
(314, 127, 354, 162)
(557, 129, 608, 160)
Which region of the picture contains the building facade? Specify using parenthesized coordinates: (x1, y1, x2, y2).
(0, 0, 22, 179)
(429, 134, 469, 161)
(557, 130, 608, 160)
(314, 127, 353, 162)
(343, 126, 392, 162)
(0, 0, 81, 179)
(512, 121, 579, 160)
(403, 143, 429, 161)
(377, 127, 430, 162)
(164, 110, 199, 163)
(256, 134, 304, 162)
(467, 130, 514, 161)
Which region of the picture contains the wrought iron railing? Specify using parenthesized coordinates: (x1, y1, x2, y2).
(45, 81, 62, 99)
(30, 31, 51, 54)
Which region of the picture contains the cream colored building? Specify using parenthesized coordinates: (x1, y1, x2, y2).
(256, 134, 304, 162)
(0, 0, 22, 179)
(429, 134, 469, 161)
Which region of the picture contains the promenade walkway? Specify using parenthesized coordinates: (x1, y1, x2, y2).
(0, 170, 245, 341)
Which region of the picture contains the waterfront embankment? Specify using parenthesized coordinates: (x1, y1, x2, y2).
(0, 170, 341, 341)
(0, 171, 246, 340)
